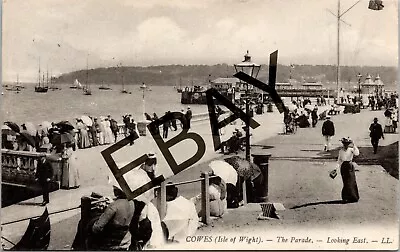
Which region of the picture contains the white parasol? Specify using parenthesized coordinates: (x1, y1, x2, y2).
(208, 160, 238, 185)
(1, 125, 11, 130)
(108, 163, 154, 203)
(80, 115, 93, 127)
(304, 104, 313, 111)
(24, 122, 37, 136)
(162, 196, 198, 242)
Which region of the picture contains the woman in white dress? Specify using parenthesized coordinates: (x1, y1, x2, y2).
(61, 143, 80, 189)
(98, 117, 106, 145)
(104, 118, 113, 144)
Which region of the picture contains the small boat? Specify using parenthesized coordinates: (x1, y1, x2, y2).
(83, 56, 92, 95)
(70, 79, 83, 89)
(49, 72, 61, 90)
(99, 82, 112, 90)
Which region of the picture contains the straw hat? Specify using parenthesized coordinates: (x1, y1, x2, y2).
(148, 151, 156, 159)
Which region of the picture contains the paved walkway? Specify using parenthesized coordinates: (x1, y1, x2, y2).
(1, 105, 293, 247)
(189, 109, 399, 250)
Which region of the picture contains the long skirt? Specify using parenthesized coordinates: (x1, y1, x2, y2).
(61, 158, 80, 189)
(79, 129, 91, 148)
(340, 161, 359, 202)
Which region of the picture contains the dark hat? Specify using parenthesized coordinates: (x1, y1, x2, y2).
(373, 117, 378, 121)
(340, 137, 352, 144)
(166, 183, 178, 202)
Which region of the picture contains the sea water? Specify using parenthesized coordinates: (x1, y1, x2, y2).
(1, 84, 207, 125)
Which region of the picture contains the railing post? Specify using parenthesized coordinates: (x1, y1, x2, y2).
(80, 197, 91, 227)
(201, 172, 210, 225)
(242, 179, 247, 205)
(159, 181, 167, 220)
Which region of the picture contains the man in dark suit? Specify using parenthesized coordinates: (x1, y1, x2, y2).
(322, 116, 335, 151)
(36, 156, 54, 206)
(369, 117, 384, 154)
(185, 107, 192, 129)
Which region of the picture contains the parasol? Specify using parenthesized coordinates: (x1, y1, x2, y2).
(10, 208, 51, 250)
(23, 122, 37, 136)
(4, 122, 20, 133)
(208, 160, 238, 185)
(40, 121, 52, 130)
(2, 125, 11, 130)
(224, 156, 261, 181)
(18, 132, 36, 147)
(55, 121, 75, 132)
(80, 115, 93, 127)
(50, 132, 74, 146)
(287, 104, 297, 112)
(108, 165, 154, 203)
(162, 196, 198, 242)
(304, 104, 313, 111)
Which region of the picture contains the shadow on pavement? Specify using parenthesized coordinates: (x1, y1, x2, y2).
(290, 200, 345, 209)
(312, 142, 399, 180)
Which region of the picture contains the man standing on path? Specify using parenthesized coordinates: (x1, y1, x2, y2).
(163, 112, 170, 138)
(185, 107, 192, 129)
(36, 156, 53, 206)
(322, 116, 335, 151)
(369, 117, 384, 154)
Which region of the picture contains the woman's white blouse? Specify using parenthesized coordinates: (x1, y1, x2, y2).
(337, 145, 359, 167)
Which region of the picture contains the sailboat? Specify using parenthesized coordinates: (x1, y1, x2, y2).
(49, 71, 61, 90)
(35, 60, 49, 93)
(83, 57, 92, 95)
(70, 79, 83, 89)
(176, 77, 183, 93)
(99, 81, 112, 90)
(15, 74, 24, 90)
(6, 74, 22, 93)
(120, 67, 130, 94)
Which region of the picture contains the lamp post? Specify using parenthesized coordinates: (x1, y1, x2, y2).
(357, 73, 362, 101)
(234, 50, 261, 161)
(333, 0, 384, 103)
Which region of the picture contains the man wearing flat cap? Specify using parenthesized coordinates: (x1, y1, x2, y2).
(369, 117, 384, 154)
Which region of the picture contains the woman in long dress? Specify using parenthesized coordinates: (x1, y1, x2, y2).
(98, 118, 106, 145)
(104, 118, 113, 144)
(337, 137, 360, 203)
(61, 143, 80, 189)
(76, 119, 91, 149)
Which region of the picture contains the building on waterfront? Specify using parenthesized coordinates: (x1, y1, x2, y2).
(361, 74, 384, 96)
(302, 82, 324, 90)
(276, 82, 293, 90)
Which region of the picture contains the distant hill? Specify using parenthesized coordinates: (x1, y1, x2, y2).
(54, 64, 398, 89)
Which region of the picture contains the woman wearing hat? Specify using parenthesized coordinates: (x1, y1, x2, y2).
(140, 152, 157, 180)
(336, 137, 360, 203)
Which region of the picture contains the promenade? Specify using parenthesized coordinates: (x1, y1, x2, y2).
(1, 107, 286, 249)
(2, 106, 398, 250)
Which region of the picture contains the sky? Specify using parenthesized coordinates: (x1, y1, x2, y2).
(2, 0, 398, 82)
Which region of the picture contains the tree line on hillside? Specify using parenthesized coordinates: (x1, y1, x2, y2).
(54, 64, 397, 88)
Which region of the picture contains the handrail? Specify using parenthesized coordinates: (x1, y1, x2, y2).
(152, 175, 218, 189)
(1, 149, 49, 157)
